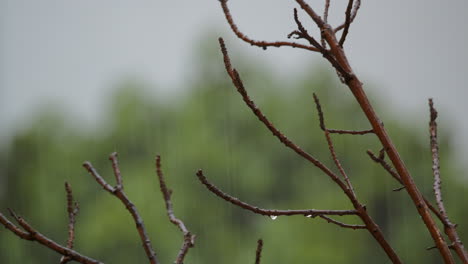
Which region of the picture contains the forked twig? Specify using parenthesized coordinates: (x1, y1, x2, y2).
(0, 210, 102, 264)
(335, 0, 361, 32)
(196, 170, 357, 218)
(255, 239, 263, 264)
(428, 99, 468, 262)
(156, 155, 195, 264)
(60, 182, 80, 264)
(83, 153, 159, 264)
(338, 0, 355, 46)
(219, 0, 319, 52)
(313, 93, 355, 195)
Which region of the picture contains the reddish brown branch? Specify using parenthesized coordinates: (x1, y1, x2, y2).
(428, 99, 468, 262)
(60, 182, 80, 264)
(0, 210, 102, 264)
(196, 170, 357, 217)
(83, 153, 159, 264)
(219, 0, 319, 52)
(156, 155, 195, 264)
(338, 0, 355, 46)
(255, 239, 263, 264)
(318, 215, 366, 230)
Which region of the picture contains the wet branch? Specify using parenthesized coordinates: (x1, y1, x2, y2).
(156, 155, 195, 264)
(196, 170, 357, 218)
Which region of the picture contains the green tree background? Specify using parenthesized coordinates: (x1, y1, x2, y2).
(1, 41, 467, 263)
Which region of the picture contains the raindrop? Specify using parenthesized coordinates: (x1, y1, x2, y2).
(306, 215, 313, 218)
(270, 215, 278, 220)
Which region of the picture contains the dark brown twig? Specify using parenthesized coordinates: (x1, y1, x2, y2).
(367, 149, 402, 183)
(313, 93, 355, 195)
(218, 0, 319, 52)
(318, 215, 366, 230)
(255, 239, 263, 264)
(338, 0, 355, 46)
(156, 155, 195, 264)
(335, 0, 361, 32)
(0, 210, 102, 264)
(83, 153, 159, 264)
(60, 182, 80, 264)
(196, 170, 357, 218)
(429, 99, 468, 262)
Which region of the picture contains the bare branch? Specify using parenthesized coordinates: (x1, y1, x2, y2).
(83, 154, 159, 264)
(110, 152, 123, 188)
(338, 0, 355, 46)
(428, 99, 468, 262)
(318, 215, 366, 230)
(60, 182, 80, 264)
(196, 170, 358, 218)
(156, 155, 195, 264)
(218, 0, 319, 52)
(0, 210, 102, 264)
(255, 239, 263, 264)
(218, 38, 348, 191)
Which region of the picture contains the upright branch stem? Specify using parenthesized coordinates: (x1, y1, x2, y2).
(429, 99, 468, 263)
(0, 210, 102, 264)
(83, 153, 159, 264)
(255, 239, 263, 264)
(60, 182, 80, 264)
(156, 155, 195, 264)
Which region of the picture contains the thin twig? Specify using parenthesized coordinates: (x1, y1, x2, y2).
(318, 215, 366, 230)
(255, 239, 263, 264)
(428, 99, 468, 262)
(60, 182, 80, 264)
(156, 155, 195, 264)
(0, 210, 102, 264)
(367, 149, 402, 183)
(335, 0, 361, 32)
(313, 93, 355, 195)
(196, 170, 358, 217)
(218, 0, 319, 52)
(83, 154, 159, 264)
(338, 0, 355, 46)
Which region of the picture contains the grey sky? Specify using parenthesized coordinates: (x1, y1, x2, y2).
(1, 0, 468, 159)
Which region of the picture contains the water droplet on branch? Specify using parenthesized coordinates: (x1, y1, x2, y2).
(270, 215, 278, 220)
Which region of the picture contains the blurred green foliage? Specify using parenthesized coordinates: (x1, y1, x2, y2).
(1, 44, 467, 264)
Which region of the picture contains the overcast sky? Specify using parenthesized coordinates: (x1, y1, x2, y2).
(1, 0, 468, 159)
